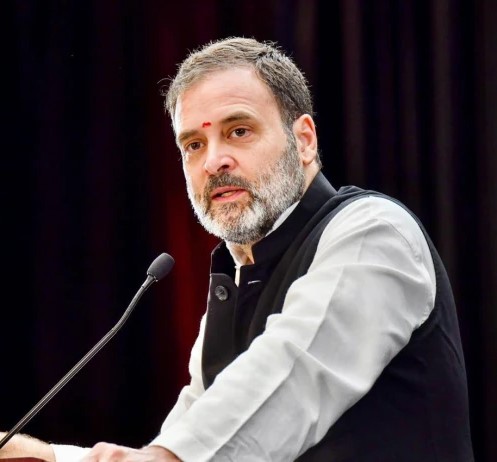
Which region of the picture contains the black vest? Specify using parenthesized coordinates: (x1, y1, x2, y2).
(202, 172, 474, 461)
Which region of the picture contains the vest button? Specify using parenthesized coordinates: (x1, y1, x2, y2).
(214, 285, 229, 301)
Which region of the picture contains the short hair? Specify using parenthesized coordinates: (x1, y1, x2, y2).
(163, 37, 314, 130)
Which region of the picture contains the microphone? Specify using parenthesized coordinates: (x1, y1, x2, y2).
(0, 252, 175, 449)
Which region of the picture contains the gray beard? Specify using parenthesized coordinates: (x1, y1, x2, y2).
(186, 135, 306, 245)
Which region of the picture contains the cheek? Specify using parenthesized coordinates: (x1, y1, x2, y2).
(183, 163, 203, 195)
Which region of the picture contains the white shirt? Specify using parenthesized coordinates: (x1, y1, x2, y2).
(52, 195, 436, 462)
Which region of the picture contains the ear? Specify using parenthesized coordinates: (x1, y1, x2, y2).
(293, 114, 318, 166)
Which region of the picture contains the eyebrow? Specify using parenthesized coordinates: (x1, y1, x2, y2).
(221, 111, 254, 125)
(177, 129, 199, 147)
(176, 111, 255, 146)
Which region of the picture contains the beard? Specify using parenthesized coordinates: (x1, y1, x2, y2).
(185, 134, 306, 245)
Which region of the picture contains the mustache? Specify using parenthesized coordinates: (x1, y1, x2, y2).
(203, 173, 254, 202)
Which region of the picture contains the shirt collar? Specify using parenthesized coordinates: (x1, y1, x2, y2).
(227, 201, 300, 277)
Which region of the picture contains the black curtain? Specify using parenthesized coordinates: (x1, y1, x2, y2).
(2, 1, 495, 461)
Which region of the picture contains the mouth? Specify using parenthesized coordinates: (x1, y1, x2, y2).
(210, 186, 248, 202)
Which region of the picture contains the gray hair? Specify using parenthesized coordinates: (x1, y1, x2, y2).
(163, 37, 314, 131)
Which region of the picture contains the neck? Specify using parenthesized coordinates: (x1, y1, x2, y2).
(225, 168, 321, 266)
(226, 241, 255, 265)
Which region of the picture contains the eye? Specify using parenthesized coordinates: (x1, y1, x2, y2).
(184, 140, 203, 153)
(230, 127, 250, 139)
(181, 140, 204, 160)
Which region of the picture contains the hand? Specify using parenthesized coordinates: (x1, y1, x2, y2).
(0, 433, 55, 462)
(80, 443, 181, 462)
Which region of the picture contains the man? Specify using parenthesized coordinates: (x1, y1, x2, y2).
(1, 37, 473, 461)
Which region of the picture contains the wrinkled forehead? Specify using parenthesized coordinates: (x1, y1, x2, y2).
(172, 67, 281, 134)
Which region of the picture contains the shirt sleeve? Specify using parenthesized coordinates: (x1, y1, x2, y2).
(149, 196, 436, 462)
(49, 319, 207, 462)
(50, 444, 90, 462)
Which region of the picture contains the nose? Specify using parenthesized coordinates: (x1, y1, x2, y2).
(203, 142, 236, 175)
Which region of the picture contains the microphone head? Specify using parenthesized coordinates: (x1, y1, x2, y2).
(147, 253, 175, 281)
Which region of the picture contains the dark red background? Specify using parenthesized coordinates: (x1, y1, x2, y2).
(2, 1, 495, 461)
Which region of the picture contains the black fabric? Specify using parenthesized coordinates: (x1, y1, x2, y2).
(202, 172, 338, 386)
(201, 172, 474, 461)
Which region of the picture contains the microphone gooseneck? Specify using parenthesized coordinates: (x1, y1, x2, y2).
(0, 252, 175, 450)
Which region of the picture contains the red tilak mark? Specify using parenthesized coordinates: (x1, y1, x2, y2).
(202, 121, 212, 128)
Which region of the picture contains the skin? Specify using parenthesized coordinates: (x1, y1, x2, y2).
(0, 66, 320, 462)
(0, 434, 179, 462)
(0, 432, 56, 461)
(175, 67, 319, 263)
(80, 444, 179, 462)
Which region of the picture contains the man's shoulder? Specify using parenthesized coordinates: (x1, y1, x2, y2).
(331, 192, 422, 228)
(321, 193, 430, 257)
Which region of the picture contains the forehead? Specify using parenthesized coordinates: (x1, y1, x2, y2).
(173, 67, 281, 134)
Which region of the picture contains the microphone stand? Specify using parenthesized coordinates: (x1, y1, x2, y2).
(0, 253, 174, 450)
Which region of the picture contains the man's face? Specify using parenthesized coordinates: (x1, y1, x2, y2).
(174, 67, 306, 245)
